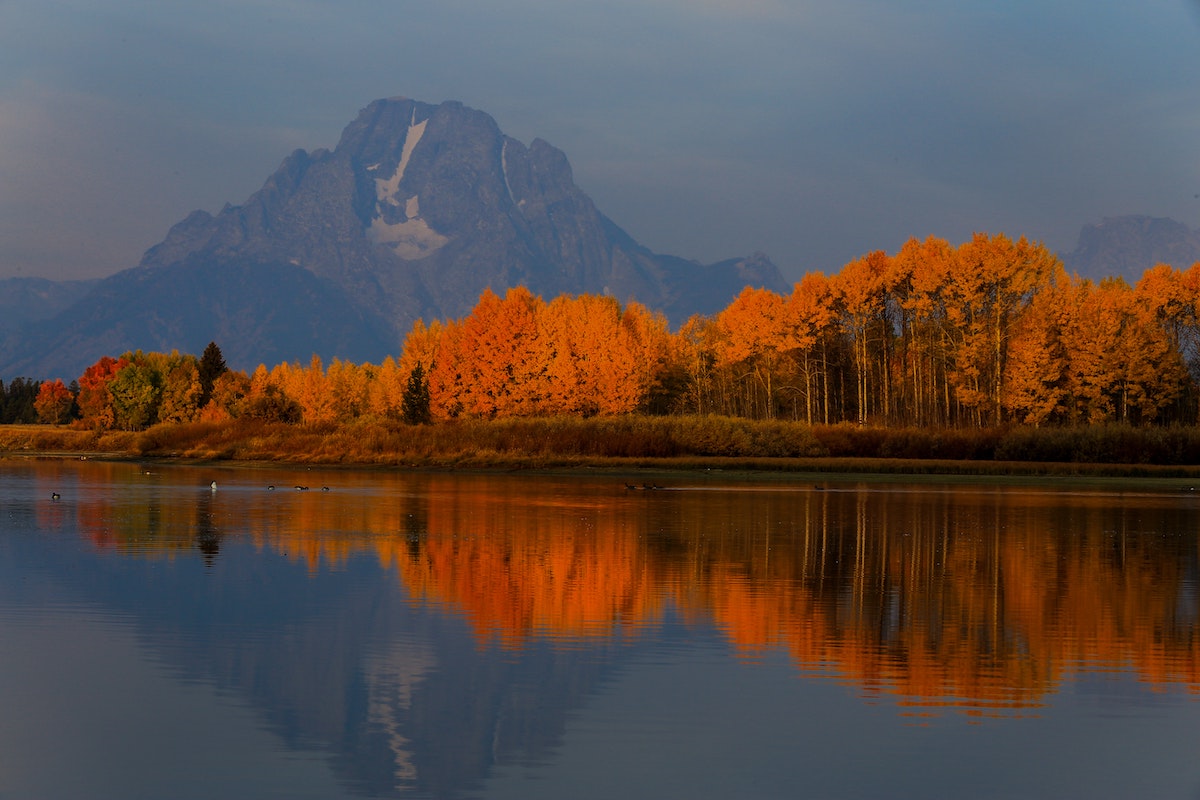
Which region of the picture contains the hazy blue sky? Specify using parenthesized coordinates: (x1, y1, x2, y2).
(2, 0, 1199, 284)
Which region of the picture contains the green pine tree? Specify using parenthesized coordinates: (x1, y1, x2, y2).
(198, 342, 228, 407)
(401, 362, 432, 425)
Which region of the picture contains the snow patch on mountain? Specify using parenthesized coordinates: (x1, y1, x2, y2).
(501, 139, 517, 208)
(367, 113, 447, 258)
(369, 192, 448, 259)
(374, 112, 427, 207)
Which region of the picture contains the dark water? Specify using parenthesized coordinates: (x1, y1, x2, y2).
(2, 459, 1200, 799)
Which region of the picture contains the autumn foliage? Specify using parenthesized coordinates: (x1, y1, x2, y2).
(21, 233, 1200, 433)
(65, 468, 1200, 714)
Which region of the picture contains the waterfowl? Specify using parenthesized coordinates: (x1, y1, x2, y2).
(210, 481, 218, 491)
(51, 492, 60, 500)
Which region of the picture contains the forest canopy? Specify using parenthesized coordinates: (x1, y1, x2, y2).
(6, 233, 1200, 431)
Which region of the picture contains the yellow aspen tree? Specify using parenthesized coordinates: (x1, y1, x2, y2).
(158, 354, 204, 423)
(399, 319, 444, 382)
(326, 358, 372, 422)
(367, 356, 405, 419)
(296, 354, 335, 423)
(204, 370, 252, 421)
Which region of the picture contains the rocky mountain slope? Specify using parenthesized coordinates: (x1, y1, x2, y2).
(0, 277, 98, 334)
(0, 97, 788, 380)
(1061, 215, 1200, 283)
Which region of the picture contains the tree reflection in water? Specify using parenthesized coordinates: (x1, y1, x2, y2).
(68, 467, 1200, 715)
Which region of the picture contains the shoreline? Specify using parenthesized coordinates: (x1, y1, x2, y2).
(4, 419, 1200, 486)
(5, 449, 1200, 489)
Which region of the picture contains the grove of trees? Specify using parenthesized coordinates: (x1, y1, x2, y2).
(6, 233, 1200, 432)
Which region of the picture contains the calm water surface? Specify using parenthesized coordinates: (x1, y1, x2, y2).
(2, 459, 1200, 799)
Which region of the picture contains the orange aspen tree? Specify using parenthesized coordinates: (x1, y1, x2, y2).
(890, 236, 957, 426)
(715, 287, 790, 419)
(396, 318, 450, 417)
(538, 294, 638, 415)
(76, 355, 129, 429)
(1056, 277, 1184, 424)
(34, 379, 74, 424)
(675, 314, 721, 415)
(1135, 263, 1200, 421)
(1000, 282, 1069, 425)
(785, 272, 836, 424)
(948, 234, 1060, 426)
(426, 319, 467, 419)
(618, 301, 674, 414)
(452, 287, 546, 417)
(831, 251, 891, 424)
(538, 295, 590, 414)
(1058, 278, 1113, 422)
(1124, 278, 1190, 422)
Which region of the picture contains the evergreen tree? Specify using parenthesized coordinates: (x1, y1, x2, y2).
(401, 362, 432, 425)
(198, 342, 228, 406)
(0, 377, 41, 424)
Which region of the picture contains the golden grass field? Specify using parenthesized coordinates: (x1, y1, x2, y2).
(4, 416, 1200, 479)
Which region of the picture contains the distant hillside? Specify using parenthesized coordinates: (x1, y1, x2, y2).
(0, 97, 788, 380)
(0, 277, 98, 334)
(1061, 215, 1200, 283)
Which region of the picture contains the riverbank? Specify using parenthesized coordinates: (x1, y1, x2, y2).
(3, 417, 1200, 480)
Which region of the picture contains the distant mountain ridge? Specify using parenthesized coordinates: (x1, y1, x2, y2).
(0, 277, 99, 334)
(0, 97, 788, 380)
(1061, 215, 1200, 283)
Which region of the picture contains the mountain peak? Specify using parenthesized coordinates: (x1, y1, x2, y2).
(1, 96, 787, 380)
(1062, 215, 1200, 282)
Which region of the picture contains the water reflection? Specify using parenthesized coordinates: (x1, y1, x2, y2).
(40, 462, 1200, 711)
(5, 460, 1200, 799)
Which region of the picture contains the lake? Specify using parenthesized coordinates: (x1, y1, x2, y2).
(2, 458, 1199, 799)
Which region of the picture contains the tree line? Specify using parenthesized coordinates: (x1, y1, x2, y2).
(7, 232, 1200, 431)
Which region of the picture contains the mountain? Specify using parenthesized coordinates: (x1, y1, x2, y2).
(1061, 215, 1200, 283)
(0, 97, 788, 380)
(0, 277, 99, 334)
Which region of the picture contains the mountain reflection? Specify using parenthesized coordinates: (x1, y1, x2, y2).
(64, 469, 1200, 715)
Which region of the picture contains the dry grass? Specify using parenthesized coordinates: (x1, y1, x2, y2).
(4, 417, 1200, 477)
